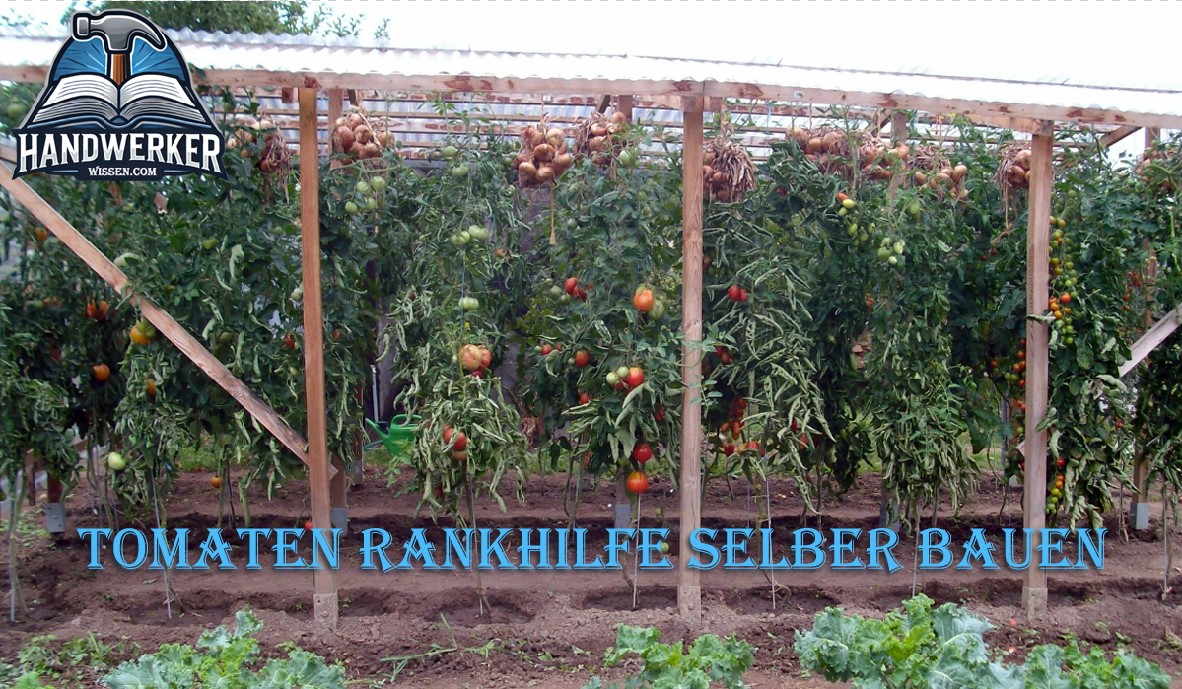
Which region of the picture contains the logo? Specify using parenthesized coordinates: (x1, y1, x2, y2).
(13, 10, 225, 180)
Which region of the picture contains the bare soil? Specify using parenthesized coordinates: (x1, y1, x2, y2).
(2, 467, 1180, 688)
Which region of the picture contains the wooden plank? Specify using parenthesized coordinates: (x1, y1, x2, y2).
(1146, 128, 1162, 145)
(0, 162, 327, 477)
(1, 62, 1181, 129)
(678, 95, 705, 624)
(704, 82, 1182, 131)
(1023, 127, 1054, 618)
(299, 86, 337, 628)
(326, 89, 344, 156)
(1100, 126, 1139, 148)
(1119, 303, 1182, 377)
(596, 95, 611, 113)
(614, 92, 636, 534)
(963, 114, 1052, 135)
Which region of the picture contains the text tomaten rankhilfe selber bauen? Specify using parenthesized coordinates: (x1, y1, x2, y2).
(76, 526, 1105, 573)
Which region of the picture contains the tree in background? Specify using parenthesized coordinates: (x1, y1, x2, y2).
(61, 1, 315, 34)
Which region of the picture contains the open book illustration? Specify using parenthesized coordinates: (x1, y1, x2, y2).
(27, 72, 207, 130)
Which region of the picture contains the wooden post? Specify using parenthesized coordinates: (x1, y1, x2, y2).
(330, 456, 348, 532)
(326, 89, 343, 157)
(1130, 125, 1160, 530)
(678, 95, 705, 623)
(1023, 124, 1054, 618)
(612, 94, 636, 532)
(299, 86, 337, 630)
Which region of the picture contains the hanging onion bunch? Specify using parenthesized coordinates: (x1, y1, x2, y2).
(575, 111, 629, 166)
(224, 115, 290, 175)
(331, 108, 389, 168)
(909, 143, 970, 201)
(786, 124, 852, 177)
(857, 130, 910, 182)
(702, 133, 756, 203)
(514, 114, 573, 187)
(995, 143, 1032, 192)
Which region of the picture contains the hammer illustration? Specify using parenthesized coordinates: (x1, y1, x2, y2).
(72, 12, 167, 87)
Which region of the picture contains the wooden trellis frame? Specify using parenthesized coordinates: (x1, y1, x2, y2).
(2, 42, 1181, 628)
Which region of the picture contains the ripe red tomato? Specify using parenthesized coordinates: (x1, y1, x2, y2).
(210, 476, 222, 489)
(1060, 293, 1072, 304)
(564, 277, 579, 295)
(479, 347, 493, 369)
(633, 288, 655, 312)
(541, 344, 553, 356)
(728, 284, 743, 301)
(578, 391, 591, 405)
(625, 471, 649, 495)
(723, 444, 735, 456)
(632, 442, 653, 463)
(1055, 457, 1066, 468)
(574, 350, 591, 367)
(305, 520, 314, 531)
(739, 289, 749, 302)
(444, 429, 467, 451)
(654, 406, 666, 422)
(92, 363, 111, 382)
(626, 367, 645, 388)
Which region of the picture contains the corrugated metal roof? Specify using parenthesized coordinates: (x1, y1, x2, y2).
(1, 27, 1180, 129)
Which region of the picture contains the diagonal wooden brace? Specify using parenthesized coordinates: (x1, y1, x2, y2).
(0, 163, 333, 479)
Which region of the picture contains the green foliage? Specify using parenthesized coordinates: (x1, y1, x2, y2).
(583, 624, 755, 689)
(100, 608, 344, 689)
(795, 594, 1171, 689)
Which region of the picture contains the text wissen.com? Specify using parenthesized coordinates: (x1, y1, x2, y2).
(76, 526, 1106, 572)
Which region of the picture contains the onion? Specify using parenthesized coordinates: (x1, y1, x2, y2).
(533, 143, 555, 162)
(364, 142, 381, 158)
(590, 123, 608, 138)
(376, 132, 390, 146)
(347, 112, 364, 129)
(703, 150, 716, 166)
(546, 128, 565, 149)
(607, 123, 624, 135)
(335, 126, 355, 150)
(822, 131, 843, 152)
(935, 171, 953, 186)
(957, 187, 970, 201)
(354, 124, 372, 144)
(226, 137, 240, 150)
(788, 126, 808, 145)
(588, 136, 607, 152)
(348, 141, 364, 157)
(518, 161, 537, 179)
(702, 165, 714, 178)
(711, 171, 726, 184)
(1014, 150, 1031, 167)
(529, 129, 545, 148)
(592, 153, 611, 166)
(952, 164, 968, 182)
(536, 165, 556, 183)
(515, 151, 531, 166)
(609, 111, 627, 124)
(914, 170, 928, 185)
(806, 138, 824, 154)
(553, 153, 574, 170)
(929, 178, 938, 191)
(335, 116, 348, 128)
(893, 144, 910, 159)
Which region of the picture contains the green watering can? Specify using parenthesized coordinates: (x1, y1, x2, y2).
(365, 414, 422, 458)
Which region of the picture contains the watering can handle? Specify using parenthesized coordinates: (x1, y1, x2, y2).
(365, 418, 387, 438)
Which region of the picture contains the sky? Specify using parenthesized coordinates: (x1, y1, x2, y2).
(4, 0, 1176, 158)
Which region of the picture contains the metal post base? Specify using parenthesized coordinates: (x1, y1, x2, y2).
(1130, 502, 1150, 531)
(43, 502, 66, 534)
(330, 507, 348, 533)
(313, 592, 338, 630)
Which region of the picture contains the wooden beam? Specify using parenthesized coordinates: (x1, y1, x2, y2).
(0, 163, 328, 478)
(678, 95, 705, 625)
(1023, 126, 1054, 619)
(963, 114, 1052, 135)
(1146, 128, 1162, 146)
(596, 95, 611, 113)
(1100, 126, 1139, 148)
(1120, 303, 1182, 377)
(326, 88, 344, 156)
(612, 92, 637, 534)
(299, 86, 337, 629)
(702, 81, 1182, 131)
